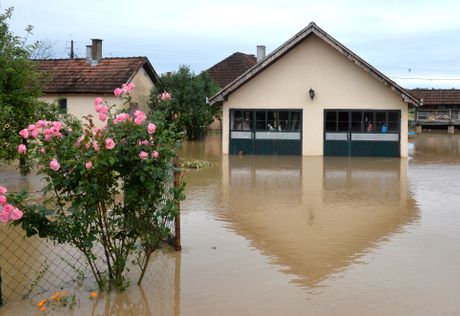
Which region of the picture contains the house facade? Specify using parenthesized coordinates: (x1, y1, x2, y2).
(410, 89, 460, 132)
(210, 23, 419, 157)
(36, 40, 162, 127)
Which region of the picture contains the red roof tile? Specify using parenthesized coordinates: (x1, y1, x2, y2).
(207, 52, 257, 88)
(409, 89, 460, 105)
(35, 57, 160, 94)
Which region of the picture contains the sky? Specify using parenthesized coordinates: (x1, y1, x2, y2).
(2, 0, 460, 89)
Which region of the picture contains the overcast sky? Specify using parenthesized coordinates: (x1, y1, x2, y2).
(3, 0, 460, 88)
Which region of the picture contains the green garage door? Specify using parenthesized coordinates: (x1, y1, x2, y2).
(324, 110, 400, 157)
(229, 109, 302, 155)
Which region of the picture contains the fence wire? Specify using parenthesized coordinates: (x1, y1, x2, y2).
(0, 186, 180, 305)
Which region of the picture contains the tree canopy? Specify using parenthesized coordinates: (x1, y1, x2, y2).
(0, 7, 72, 174)
(149, 65, 220, 141)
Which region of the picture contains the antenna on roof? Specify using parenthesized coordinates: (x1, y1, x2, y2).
(69, 40, 75, 59)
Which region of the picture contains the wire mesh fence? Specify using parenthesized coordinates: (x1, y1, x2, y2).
(0, 182, 181, 306)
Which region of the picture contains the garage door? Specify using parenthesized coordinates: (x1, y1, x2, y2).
(324, 110, 400, 157)
(229, 109, 302, 155)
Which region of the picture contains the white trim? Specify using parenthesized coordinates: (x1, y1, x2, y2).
(256, 132, 301, 140)
(325, 133, 348, 140)
(351, 133, 399, 141)
(231, 131, 252, 139)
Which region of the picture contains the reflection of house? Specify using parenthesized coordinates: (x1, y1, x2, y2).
(36, 39, 162, 127)
(210, 23, 419, 157)
(410, 89, 460, 132)
(220, 155, 418, 286)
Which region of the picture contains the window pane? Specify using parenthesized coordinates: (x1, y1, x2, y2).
(232, 111, 242, 130)
(267, 111, 277, 131)
(338, 112, 349, 122)
(338, 121, 348, 131)
(291, 111, 301, 131)
(351, 112, 362, 131)
(388, 122, 398, 131)
(242, 111, 252, 130)
(325, 121, 337, 132)
(375, 111, 386, 132)
(388, 112, 399, 122)
(325, 111, 337, 121)
(279, 111, 288, 131)
(256, 111, 266, 130)
(363, 112, 374, 132)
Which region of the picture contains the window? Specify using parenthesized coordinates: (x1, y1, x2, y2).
(325, 110, 400, 133)
(232, 110, 302, 132)
(58, 98, 67, 113)
(290, 111, 301, 131)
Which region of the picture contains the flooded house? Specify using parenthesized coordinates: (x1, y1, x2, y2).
(410, 89, 460, 133)
(35, 39, 162, 127)
(210, 22, 419, 157)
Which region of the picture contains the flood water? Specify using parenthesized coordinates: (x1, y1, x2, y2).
(1, 132, 460, 315)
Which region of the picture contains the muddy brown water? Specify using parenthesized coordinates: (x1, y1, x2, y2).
(1, 132, 460, 315)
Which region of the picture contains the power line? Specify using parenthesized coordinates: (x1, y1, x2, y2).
(390, 76, 460, 81)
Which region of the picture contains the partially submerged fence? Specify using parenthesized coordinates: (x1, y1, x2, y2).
(0, 169, 181, 306)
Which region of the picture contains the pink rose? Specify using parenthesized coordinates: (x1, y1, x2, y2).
(152, 150, 159, 159)
(17, 144, 27, 154)
(0, 195, 6, 205)
(95, 97, 103, 107)
(0, 186, 8, 195)
(134, 110, 146, 125)
(28, 124, 36, 131)
(100, 106, 109, 114)
(148, 123, 156, 134)
(160, 91, 171, 101)
(93, 141, 100, 152)
(2, 204, 13, 213)
(52, 121, 63, 131)
(114, 87, 123, 96)
(36, 120, 46, 128)
(85, 161, 93, 169)
(10, 208, 23, 221)
(19, 129, 29, 139)
(50, 159, 60, 171)
(30, 129, 39, 139)
(95, 104, 102, 113)
(105, 138, 115, 149)
(139, 151, 148, 160)
(0, 211, 9, 223)
(40, 148, 45, 154)
(99, 112, 107, 122)
(127, 83, 135, 91)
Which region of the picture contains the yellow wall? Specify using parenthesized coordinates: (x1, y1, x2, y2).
(222, 34, 409, 157)
(40, 95, 124, 127)
(130, 67, 155, 113)
(40, 66, 156, 127)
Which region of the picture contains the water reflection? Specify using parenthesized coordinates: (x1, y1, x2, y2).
(219, 155, 419, 287)
(410, 132, 460, 163)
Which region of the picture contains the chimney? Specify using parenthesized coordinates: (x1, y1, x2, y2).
(86, 45, 92, 62)
(257, 45, 266, 62)
(91, 39, 103, 63)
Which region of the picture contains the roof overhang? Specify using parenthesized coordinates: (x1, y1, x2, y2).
(210, 22, 419, 107)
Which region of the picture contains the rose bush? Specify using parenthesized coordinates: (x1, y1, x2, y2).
(1, 84, 184, 290)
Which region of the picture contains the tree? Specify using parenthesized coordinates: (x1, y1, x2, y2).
(0, 7, 68, 174)
(149, 65, 220, 141)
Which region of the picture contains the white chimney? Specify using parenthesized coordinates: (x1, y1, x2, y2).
(257, 45, 266, 62)
(86, 45, 92, 62)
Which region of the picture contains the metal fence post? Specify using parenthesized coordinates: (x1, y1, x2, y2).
(174, 155, 181, 251)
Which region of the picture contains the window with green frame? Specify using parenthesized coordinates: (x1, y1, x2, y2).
(325, 110, 400, 133)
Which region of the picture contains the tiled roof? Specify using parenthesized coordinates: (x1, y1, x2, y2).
(35, 57, 160, 94)
(207, 52, 257, 88)
(409, 89, 460, 105)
